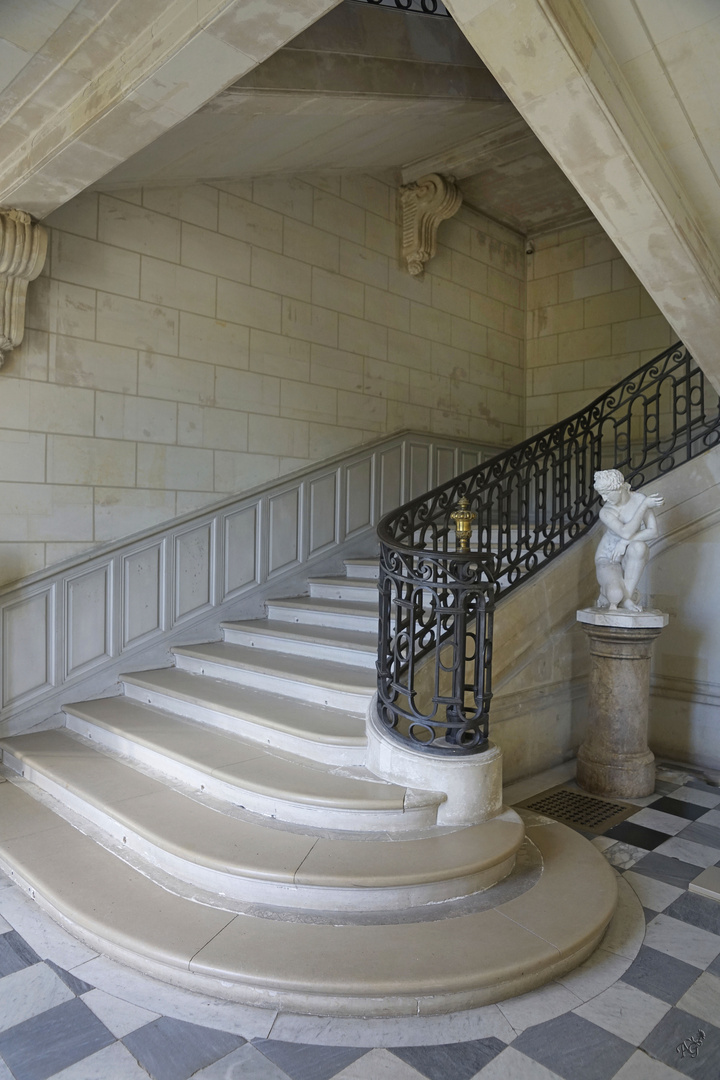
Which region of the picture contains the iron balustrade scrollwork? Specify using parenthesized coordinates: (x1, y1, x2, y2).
(349, 0, 450, 16)
(376, 342, 720, 755)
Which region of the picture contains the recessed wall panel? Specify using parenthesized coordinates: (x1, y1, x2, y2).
(123, 542, 165, 648)
(461, 449, 480, 473)
(268, 488, 300, 575)
(380, 446, 402, 515)
(309, 473, 337, 555)
(66, 564, 112, 677)
(2, 587, 55, 708)
(346, 457, 372, 536)
(224, 504, 258, 598)
(436, 447, 456, 487)
(409, 443, 430, 499)
(174, 523, 213, 622)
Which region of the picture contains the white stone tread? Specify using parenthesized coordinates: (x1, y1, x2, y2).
(0, 730, 522, 893)
(266, 595, 379, 628)
(121, 666, 367, 746)
(0, 780, 618, 1016)
(60, 696, 408, 812)
(221, 619, 377, 655)
(171, 640, 375, 697)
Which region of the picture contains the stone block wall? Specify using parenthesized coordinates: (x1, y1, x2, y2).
(525, 220, 677, 434)
(0, 174, 525, 585)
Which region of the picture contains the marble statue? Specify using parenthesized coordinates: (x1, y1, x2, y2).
(593, 469, 664, 612)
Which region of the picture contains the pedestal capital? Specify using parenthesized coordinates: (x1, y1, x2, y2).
(577, 607, 668, 630)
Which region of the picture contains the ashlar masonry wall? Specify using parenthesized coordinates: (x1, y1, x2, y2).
(525, 220, 677, 434)
(0, 174, 525, 587)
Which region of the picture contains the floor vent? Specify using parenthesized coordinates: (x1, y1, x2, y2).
(516, 784, 637, 834)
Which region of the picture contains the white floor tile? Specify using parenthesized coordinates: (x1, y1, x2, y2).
(590, 836, 617, 852)
(0, 886, 98, 970)
(627, 808, 691, 836)
(665, 788, 720, 808)
(471, 1045, 563, 1079)
(192, 1044, 293, 1079)
(497, 982, 583, 1035)
(654, 836, 720, 868)
(47, 1041, 151, 1080)
(698, 808, 720, 828)
(333, 1048, 426, 1080)
(602, 842, 648, 870)
(0, 914, 11, 934)
(82, 987, 160, 1038)
(644, 913, 720, 969)
(623, 871, 684, 912)
(0, 962, 74, 1033)
(676, 971, 720, 1027)
(574, 981, 669, 1043)
(610, 1049, 685, 1079)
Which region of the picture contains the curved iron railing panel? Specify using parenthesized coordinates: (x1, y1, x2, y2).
(376, 343, 720, 754)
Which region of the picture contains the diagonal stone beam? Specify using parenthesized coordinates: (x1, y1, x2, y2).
(445, 0, 720, 392)
(0, 0, 343, 220)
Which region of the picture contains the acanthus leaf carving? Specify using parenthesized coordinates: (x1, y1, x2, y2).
(400, 173, 462, 276)
(0, 208, 48, 368)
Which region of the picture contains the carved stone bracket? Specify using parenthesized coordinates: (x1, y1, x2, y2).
(400, 173, 462, 276)
(0, 209, 48, 368)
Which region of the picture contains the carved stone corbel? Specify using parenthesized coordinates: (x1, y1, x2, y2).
(0, 209, 48, 368)
(400, 173, 462, 276)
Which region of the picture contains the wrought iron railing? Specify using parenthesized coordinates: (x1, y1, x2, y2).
(376, 342, 720, 755)
(349, 0, 450, 16)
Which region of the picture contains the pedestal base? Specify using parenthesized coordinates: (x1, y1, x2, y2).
(576, 608, 668, 800)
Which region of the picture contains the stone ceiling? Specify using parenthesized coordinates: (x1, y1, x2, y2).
(95, 1, 592, 238)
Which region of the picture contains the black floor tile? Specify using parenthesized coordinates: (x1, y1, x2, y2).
(604, 821, 672, 850)
(651, 798, 710, 822)
(0, 997, 113, 1080)
(44, 959, 94, 996)
(666, 892, 720, 937)
(252, 1040, 367, 1080)
(390, 1037, 505, 1080)
(630, 852, 705, 890)
(124, 1017, 244, 1080)
(513, 1013, 633, 1080)
(642, 1006, 720, 1078)
(0, 931, 41, 978)
(620, 946, 701, 1004)
(676, 821, 720, 850)
(708, 952, 720, 977)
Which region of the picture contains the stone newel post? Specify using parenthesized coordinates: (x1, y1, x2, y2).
(576, 610, 668, 798)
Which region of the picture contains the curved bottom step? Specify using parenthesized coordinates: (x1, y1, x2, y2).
(0, 780, 617, 1017)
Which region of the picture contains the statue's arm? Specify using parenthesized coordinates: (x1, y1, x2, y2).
(599, 494, 663, 540)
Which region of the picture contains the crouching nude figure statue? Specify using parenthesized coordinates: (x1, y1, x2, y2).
(593, 469, 664, 612)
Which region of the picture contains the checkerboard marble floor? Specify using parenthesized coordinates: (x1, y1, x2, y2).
(0, 762, 719, 1080)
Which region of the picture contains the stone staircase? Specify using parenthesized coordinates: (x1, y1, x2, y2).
(0, 556, 616, 1017)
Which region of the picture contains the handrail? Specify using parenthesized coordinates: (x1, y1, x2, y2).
(376, 342, 720, 755)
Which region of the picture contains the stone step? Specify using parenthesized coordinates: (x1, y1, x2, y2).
(343, 558, 379, 580)
(0, 730, 522, 911)
(61, 697, 439, 831)
(221, 619, 377, 668)
(120, 667, 366, 765)
(266, 595, 379, 632)
(0, 776, 617, 1017)
(308, 576, 378, 603)
(170, 641, 374, 712)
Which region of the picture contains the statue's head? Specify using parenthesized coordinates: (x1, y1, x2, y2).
(594, 469, 628, 503)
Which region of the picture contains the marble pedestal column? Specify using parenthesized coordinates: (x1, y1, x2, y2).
(576, 609, 668, 799)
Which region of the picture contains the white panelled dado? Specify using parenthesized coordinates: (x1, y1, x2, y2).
(0, 432, 499, 731)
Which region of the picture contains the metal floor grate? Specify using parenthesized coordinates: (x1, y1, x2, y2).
(516, 784, 637, 834)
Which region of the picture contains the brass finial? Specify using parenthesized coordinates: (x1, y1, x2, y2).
(451, 496, 476, 552)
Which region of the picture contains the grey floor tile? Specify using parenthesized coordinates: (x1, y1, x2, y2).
(674, 821, 720, 850)
(389, 1037, 505, 1080)
(707, 952, 720, 977)
(512, 1013, 633, 1080)
(44, 960, 94, 997)
(0, 962, 74, 1034)
(684, 780, 720, 796)
(123, 1016, 244, 1080)
(621, 947, 706, 1004)
(251, 1040, 367, 1080)
(630, 854, 707, 890)
(46, 1041, 150, 1079)
(0, 931, 41, 978)
(641, 1006, 720, 1078)
(0, 997, 114, 1080)
(665, 892, 720, 937)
